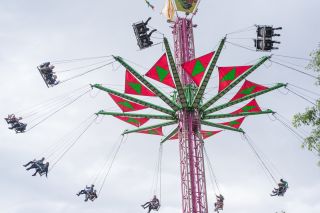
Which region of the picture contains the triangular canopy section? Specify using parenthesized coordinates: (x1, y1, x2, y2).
(108, 93, 148, 112)
(230, 80, 268, 102)
(218, 65, 252, 92)
(201, 130, 222, 139)
(182, 52, 215, 86)
(113, 116, 149, 127)
(145, 53, 176, 88)
(138, 127, 164, 136)
(125, 70, 156, 96)
(220, 117, 245, 129)
(169, 131, 179, 140)
(231, 99, 262, 115)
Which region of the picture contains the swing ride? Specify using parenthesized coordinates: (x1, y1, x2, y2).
(5, 0, 318, 213)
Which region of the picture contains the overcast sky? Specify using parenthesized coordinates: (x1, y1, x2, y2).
(0, 1, 319, 213)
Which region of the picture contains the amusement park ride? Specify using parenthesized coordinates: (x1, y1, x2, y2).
(6, 1, 302, 213)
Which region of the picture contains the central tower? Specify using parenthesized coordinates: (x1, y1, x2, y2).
(173, 17, 208, 213)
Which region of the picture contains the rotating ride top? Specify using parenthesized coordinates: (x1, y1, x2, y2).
(6, 0, 306, 213)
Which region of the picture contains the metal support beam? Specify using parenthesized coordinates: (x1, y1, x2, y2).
(97, 110, 175, 120)
(122, 121, 177, 135)
(203, 110, 274, 119)
(164, 37, 188, 109)
(204, 83, 287, 115)
(201, 120, 245, 133)
(114, 56, 181, 112)
(92, 84, 175, 116)
(192, 37, 226, 108)
(161, 126, 179, 144)
(200, 56, 271, 112)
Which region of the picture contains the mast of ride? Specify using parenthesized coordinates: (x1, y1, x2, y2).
(172, 14, 209, 213)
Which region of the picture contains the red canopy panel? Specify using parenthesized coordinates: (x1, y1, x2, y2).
(182, 52, 215, 86)
(125, 70, 156, 96)
(220, 117, 245, 129)
(108, 93, 148, 112)
(230, 80, 268, 102)
(145, 53, 176, 88)
(138, 127, 164, 136)
(113, 116, 149, 127)
(230, 99, 262, 115)
(201, 130, 222, 139)
(218, 65, 252, 92)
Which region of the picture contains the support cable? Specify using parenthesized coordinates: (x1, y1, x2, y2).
(14, 85, 90, 117)
(203, 146, 221, 194)
(273, 54, 311, 61)
(97, 135, 128, 195)
(243, 134, 278, 184)
(49, 115, 98, 172)
(288, 83, 320, 96)
(286, 88, 317, 106)
(59, 61, 115, 84)
(225, 41, 257, 52)
(91, 135, 123, 184)
(51, 55, 112, 64)
(270, 60, 318, 80)
(55, 59, 114, 73)
(26, 88, 91, 132)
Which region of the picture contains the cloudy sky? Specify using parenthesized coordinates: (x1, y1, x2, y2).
(0, 0, 319, 213)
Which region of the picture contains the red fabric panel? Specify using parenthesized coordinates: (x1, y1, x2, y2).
(201, 130, 222, 139)
(108, 93, 148, 112)
(230, 99, 262, 115)
(218, 65, 252, 92)
(145, 53, 176, 88)
(230, 80, 268, 102)
(138, 127, 164, 136)
(182, 52, 215, 86)
(125, 70, 156, 96)
(113, 116, 149, 127)
(220, 117, 245, 129)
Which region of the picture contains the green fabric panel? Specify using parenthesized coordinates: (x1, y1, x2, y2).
(156, 66, 169, 82)
(242, 105, 256, 112)
(192, 60, 205, 76)
(240, 86, 256, 95)
(221, 67, 236, 82)
(118, 101, 134, 110)
(128, 82, 142, 94)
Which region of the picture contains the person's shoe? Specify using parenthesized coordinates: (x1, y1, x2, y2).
(32, 174, 36, 176)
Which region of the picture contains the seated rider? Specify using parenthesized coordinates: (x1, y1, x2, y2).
(77, 184, 97, 202)
(14, 122, 27, 133)
(214, 194, 224, 212)
(5, 114, 21, 124)
(24, 157, 48, 177)
(141, 195, 160, 213)
(271, 179, 288, 196)
(87, 190, 98, 202)
(39, 62, 54, 75)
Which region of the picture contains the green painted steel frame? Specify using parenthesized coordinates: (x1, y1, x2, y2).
(204, 83, 287, 115)
(201, 120, 245, 133)
(163, 37, 188, 109)
(114, 56, 181, 112)
(200, 56, 271, 112)
(192, 37, 226, 108)
(122, 121, 178, 135)
(161, 126, 179, 144)
(97, 110, 175, 120)
(203, 110, 274, 119)
(92, 84, 175, 116)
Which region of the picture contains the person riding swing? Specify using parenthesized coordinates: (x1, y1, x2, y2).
(77, 184, 98, 202)
(141, 195, 160, 213)
(24, 157, 49, 177)
(214, 194, 224, 212)
(271, 179, 288, 196)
